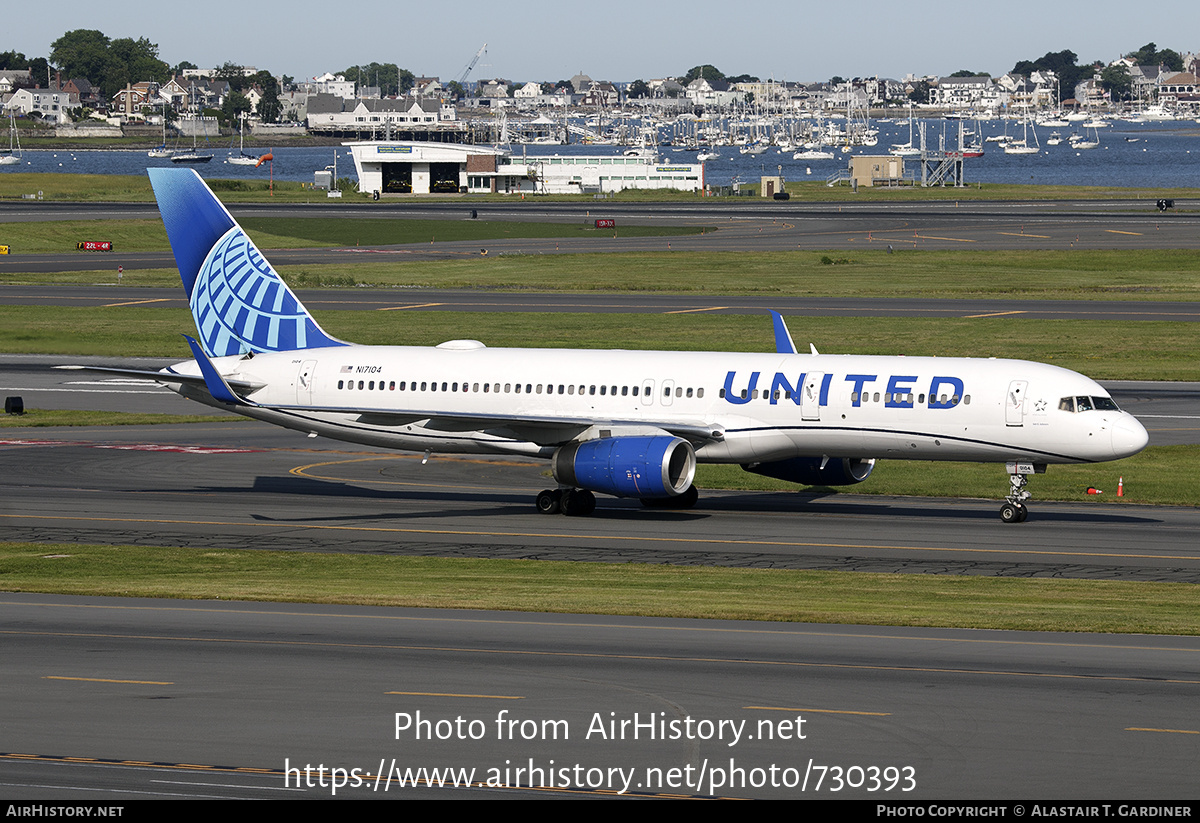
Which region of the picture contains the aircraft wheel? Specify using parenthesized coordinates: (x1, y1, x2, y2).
(1015, 504, 1028, 523)
(561, 489, 595, 516)
(536, 489, 561, 514)
(1000, 503, 1020, 523)
(579, 489, 596, 515)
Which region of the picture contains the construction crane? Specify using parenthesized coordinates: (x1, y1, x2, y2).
(456, 43, 487, 92)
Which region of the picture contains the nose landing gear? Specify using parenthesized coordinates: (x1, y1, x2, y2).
(1000, 461, 1043, 523)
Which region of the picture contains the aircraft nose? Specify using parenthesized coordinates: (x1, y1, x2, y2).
(1112, 415, 1149, 458)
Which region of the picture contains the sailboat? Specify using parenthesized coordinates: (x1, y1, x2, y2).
(889, 104, 921, 157)
(226, 114, 259, 166)
(0, 112, 22, 166)
(171, 117, 214, 164)
(793, 114, 835, 159)
(1068, 126, 1100, 150)
(1003, 115, 1039, 155)
(147, 108, 172, 157)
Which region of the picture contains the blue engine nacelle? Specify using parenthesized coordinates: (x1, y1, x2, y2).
(552, 436, 696, 498)
(741, 457, 876, 486)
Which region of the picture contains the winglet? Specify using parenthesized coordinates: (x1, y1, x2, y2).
(184, 335, 252, 406)
(771, 311, 797, 354)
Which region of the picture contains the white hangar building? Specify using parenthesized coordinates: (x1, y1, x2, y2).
(345, 141, 704, 195)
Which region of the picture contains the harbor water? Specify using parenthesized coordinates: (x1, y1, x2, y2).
(3, 120, 1199, 190)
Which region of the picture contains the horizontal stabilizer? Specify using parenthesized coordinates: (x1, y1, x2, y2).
(54, 364, 264, 393)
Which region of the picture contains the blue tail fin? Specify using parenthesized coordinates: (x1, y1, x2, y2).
(148, 168, 345, 358)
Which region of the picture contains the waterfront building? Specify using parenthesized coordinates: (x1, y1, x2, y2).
(346, 141, 703, 195)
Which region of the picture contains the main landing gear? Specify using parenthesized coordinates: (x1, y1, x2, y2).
(536, 488, 595, 516)
(535, 485, 700, 516)
(999, 463, 1037, 523)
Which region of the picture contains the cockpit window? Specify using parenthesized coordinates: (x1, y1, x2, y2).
(1060, 396, 1121, 413)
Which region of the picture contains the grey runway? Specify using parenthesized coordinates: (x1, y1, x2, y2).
(3, 593, 1198, 799)
(0, 422, 1194, 580)
(3, 199, 1200, 279)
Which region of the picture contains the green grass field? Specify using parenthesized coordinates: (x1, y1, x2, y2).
(7, 306, 1197, 380)
(3, 542, 1199, 634)
(5, 242, 1200, 302)
(0, 409, 234, 427)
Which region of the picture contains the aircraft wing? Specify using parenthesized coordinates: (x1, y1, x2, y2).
(329, 408, 723, 447)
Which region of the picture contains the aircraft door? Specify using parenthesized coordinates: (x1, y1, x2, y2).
(1006, 380, 1027, 426)
(661, 379, 675, 406)
(801, 372, 824, 421)
(297, 360, 317, 405)
(641, 379, 654, 405)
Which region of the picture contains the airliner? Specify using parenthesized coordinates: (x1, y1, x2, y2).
(65, 168, 1149, 523)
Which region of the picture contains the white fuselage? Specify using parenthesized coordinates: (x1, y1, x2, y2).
(166, 344, 1148, 467)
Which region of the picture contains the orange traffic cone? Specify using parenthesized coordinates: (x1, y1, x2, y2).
(1117, 477, 1124, 497)
(1087, 487, 1103, 495)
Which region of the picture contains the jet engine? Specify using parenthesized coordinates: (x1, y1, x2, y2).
(742, 456, 876, 486)
(552, 435, 696, 498)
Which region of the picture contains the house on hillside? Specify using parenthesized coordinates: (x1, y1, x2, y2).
(5, 85, 79, 123)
